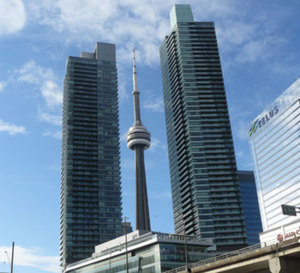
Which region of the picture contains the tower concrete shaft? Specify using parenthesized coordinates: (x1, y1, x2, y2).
(126, 49, 151, 231)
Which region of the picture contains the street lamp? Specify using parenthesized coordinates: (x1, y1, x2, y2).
(10, 242, 14, 273)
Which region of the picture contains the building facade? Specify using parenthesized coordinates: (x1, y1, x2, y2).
(160, 5, 247, 252)
(249, 78, 300, 241)
(60, 42, 123, 268)
(65, 230, 213, 273)
(238, 171, 262, 245)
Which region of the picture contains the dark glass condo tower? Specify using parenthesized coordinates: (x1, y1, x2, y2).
(160, 5, 247, 252)
(60, 42, 122, 268)
(238, 171, 262, 245)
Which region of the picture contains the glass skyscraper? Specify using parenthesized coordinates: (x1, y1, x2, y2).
(160, 5, 247, 252)
(60, 42, 122, 268)
(249, 78, 300, 233)
(238, 171, 262, 245)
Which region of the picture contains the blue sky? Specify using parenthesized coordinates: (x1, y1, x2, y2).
(0, 0, 300, 272)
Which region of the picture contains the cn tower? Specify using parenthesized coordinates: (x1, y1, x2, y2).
(126, 49, 151, 231)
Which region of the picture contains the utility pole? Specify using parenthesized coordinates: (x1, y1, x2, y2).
(10, 242, 14, 273)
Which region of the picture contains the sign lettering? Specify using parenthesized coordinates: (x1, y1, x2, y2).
(249, 106, 279, 137)
(277, 226, 300, 242)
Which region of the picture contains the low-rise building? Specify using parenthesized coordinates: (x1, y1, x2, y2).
(65, 230, 213, 273)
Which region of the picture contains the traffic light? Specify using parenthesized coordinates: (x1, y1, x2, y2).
(281, 204, 297, 216)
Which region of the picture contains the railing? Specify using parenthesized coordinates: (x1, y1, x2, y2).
(163, 242, 264, 273)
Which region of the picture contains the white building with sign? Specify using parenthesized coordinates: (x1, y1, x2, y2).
(249, 78, 300, 244)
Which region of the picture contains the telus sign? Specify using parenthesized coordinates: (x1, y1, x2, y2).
(249, 106, 279, 137)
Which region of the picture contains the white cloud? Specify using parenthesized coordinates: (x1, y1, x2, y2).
(148, 137, 167, 152)
(0, 245, 59, 273)
(0, 81, 6, 92)
(39, 112, 62, 126)
(25, 0, 282, 67)
(21, 0, 291, 75)
(17, 60, 62, 108)
(27, 0, 172, 65)
(0, 119, 26, 135)
(149, 137, 160, 151)
(144, 97, 164, 113)
(216, 21, 255, 49)
(117, 68, 130, 101)
(120, 131, 128, 143)
(234, 37, 280, 64)
(43, 130, 62, 139)
(17, 60, 54, 83)
(193, 0, 241, 20)
(3, 61, 64, 131)
(17, 60, 44, 84)
(216, 16, 285, 65)
(41, 81, 63, 108)
(15, 61, 63, 126)
(0, 0, 26, 35)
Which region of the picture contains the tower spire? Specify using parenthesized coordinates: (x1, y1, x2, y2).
(132, 49, 142, 126)
(127, 49, 151, 231)
(133, 48, 138, 92)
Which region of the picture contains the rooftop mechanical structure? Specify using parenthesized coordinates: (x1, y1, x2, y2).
(127, 49, 151, 231)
